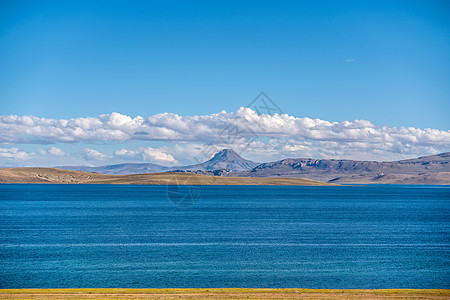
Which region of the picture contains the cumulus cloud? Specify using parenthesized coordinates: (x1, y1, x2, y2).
(0, 147, 29, 160)
(82, 148, 110, 161)
(37, 147, 66, 156)
(0, 109, 449, 163)
(114, 147, 178, 164)
(48, 147, 65, 156)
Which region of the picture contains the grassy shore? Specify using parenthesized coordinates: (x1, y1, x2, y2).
(0, 289, 449, 299)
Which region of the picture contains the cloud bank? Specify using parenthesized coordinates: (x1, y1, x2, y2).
(0, 108, 448, 166)
(1, 108, 449, 146)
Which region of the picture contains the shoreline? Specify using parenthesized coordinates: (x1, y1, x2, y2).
(0, 168, 336, 186)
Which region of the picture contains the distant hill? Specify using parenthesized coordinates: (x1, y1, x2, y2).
(58, 163, 169, 175)
(0, 168, 332, 186)
(397, 152, 450, 164)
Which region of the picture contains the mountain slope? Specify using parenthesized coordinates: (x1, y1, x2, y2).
(397, 152, 450, 164)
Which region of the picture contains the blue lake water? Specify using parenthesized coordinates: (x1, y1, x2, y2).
(0, 184, 449, 288)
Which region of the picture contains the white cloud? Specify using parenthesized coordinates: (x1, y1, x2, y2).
(38, 147, 66, 156)
(0, 109, 449, 164)
(141, 148, 177, 164)
(0, 147, 29, 160)
(48, 147, 65, 156)
(82, 148, 110, 161)
(114, 147, 178, 164)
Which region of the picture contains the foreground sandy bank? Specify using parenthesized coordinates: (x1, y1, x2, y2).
(0, 289, 449, 299)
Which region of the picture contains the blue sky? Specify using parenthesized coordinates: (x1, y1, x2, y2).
(0, 0, 449, 166)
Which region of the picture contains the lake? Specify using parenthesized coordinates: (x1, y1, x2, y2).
(0, 184, 449, 288)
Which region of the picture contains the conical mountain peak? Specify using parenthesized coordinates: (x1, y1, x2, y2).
(179, 149, 259, 172)
(212, 149, 242, 160)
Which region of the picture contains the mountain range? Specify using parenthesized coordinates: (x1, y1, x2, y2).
(57, 149, 450, 184)
(235, 152, 450, 184)
(58, 149, 259, 175)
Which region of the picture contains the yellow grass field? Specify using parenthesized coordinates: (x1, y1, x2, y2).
(0, 289, 449, 299)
